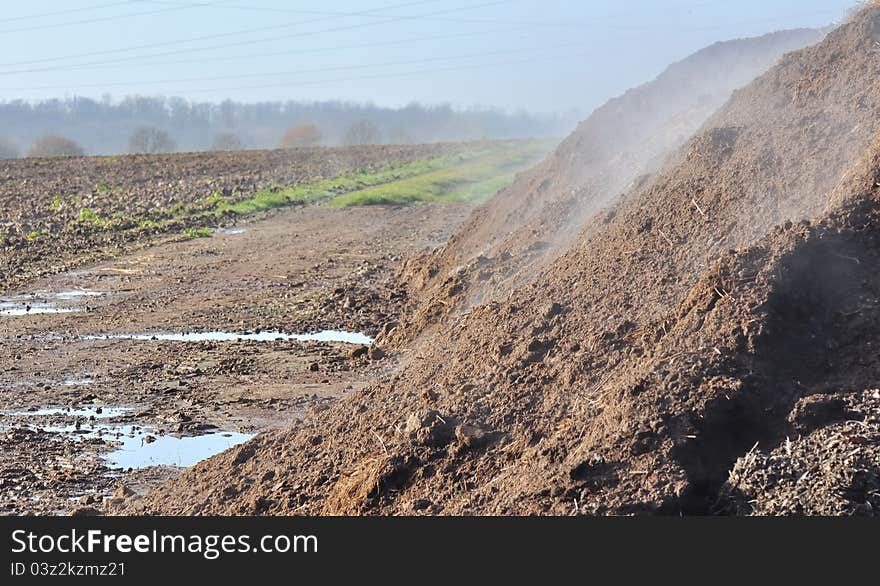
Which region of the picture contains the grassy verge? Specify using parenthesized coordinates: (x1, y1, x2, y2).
(329, 141, 546, 207)
(213, 146, 493, 216)
(211, 139, 550, 215)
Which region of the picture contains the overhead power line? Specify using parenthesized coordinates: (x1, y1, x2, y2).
(6, 42, 585, 91)
(0, 1, 230, 35)
(136, 0, 582, 28)
(2, 25, 532, 75)
(168, 48, 596, 96)
(19, 48, 592, 98)
(0, 0, 467, 69)
(0, 1, 844, 75)
(0, 1, 134, 24)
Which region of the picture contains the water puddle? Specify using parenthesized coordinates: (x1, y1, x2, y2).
(47, 423, 252, 469)
(3, 406, 131, 419)
(0, 377, 94, 389)
(84, 329, 373, 345)
(104, 428, 253, 469)
(61, 378, 95, 386)
(3, 407, 252, 469)
(216, 227, 247, 235)
(54, 290, 105, 300)
(1, 290, 105, 316)
(0, 301, 80, 316)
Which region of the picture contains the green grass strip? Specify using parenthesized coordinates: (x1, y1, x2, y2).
(329, 140, 548, 207)
(212, 145, 502, 216)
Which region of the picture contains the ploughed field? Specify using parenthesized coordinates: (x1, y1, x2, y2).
(0, 140, 548, 514)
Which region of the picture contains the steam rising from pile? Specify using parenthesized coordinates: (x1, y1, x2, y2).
(131, 7, 880, 516)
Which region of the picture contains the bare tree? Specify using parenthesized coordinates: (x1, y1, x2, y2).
(211, 132, 245, 151)
(278, 124, 322, 148)
(28, 136, 86, 158)
(343, 120, 380, 145)
(128, 126, 177, 154)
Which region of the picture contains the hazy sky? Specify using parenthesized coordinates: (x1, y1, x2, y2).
(0, 0, 859, 114)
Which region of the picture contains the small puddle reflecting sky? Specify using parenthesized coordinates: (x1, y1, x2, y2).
(84, 330, 373, 345)
(0, 301, 80, 316)
(102, 428, 253, 469)
(1, 290, 104, 315)
(0, 378, 94, 389)
(3, 407, 253, 469)
(54, 290, 105, 300)
(4, 406, 130, 419)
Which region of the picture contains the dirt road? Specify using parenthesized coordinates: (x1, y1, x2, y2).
(0, 201, 470, 514)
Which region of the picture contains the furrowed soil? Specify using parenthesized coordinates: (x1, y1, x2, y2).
(0, 146, 479, 515)
(130, 12, 880, 517)
(0, 143, 469, 293)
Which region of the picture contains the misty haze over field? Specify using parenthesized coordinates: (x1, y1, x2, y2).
(0, 98, 572, 156)
(0, 0, 857, 156)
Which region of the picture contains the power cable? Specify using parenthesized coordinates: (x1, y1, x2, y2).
(165, 48, 596, 96)
(4, 25, 531, 74)
(0, 1, 135, 24)
(0, 0, 229, 35)
(0, 0, 464, 68)
(5, 42, 585, 91)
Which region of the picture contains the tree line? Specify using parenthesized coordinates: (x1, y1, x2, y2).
(0, 96, 577, 157)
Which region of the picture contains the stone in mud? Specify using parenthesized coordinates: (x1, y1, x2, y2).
(309, 362, 320, 372)
(350, 345, 369, 359)
(368, 346, 386, 360)
(173, 411, 192, 423)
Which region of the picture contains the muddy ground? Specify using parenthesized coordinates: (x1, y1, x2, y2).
(0, 196, 471, 515)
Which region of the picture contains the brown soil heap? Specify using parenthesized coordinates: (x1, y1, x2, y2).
(132, 8, 880, 515)
(388, 27, 823, 346)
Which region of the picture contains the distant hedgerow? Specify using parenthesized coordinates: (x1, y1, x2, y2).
(28, 135, 85, 158)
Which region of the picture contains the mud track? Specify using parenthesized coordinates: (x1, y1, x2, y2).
(0, 200, 470, 514)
